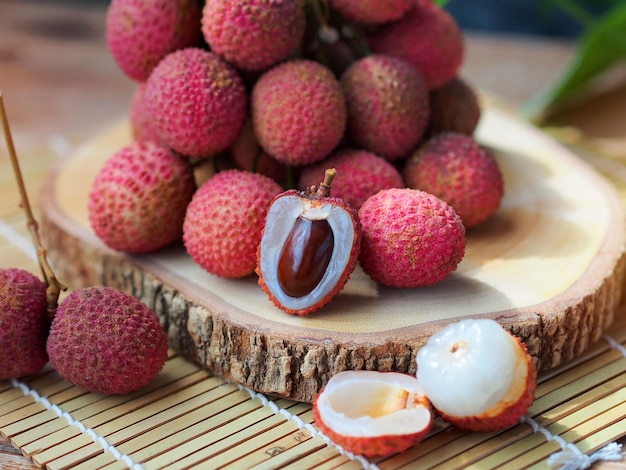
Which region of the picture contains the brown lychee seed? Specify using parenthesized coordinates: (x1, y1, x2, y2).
(256, 169, 362, 315)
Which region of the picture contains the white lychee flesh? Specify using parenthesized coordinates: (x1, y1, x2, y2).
(316, 371, 432, 437)
(258, 193, 356, 311)
(416, 318, 529, 418)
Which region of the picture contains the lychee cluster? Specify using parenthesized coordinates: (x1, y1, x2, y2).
(97, 0, 505, 315)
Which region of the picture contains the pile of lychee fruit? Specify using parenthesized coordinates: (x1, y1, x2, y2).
(95, 0, 505, 318)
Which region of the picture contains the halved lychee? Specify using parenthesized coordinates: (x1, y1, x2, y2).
(256, 169, 361, 315)
(416, 318, 537, 432)
(313, 370, 433, 457)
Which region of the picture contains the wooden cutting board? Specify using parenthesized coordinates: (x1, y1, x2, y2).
(39, 106, 626, 403)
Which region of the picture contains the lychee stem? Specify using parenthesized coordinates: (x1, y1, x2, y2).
(0, 90, 67, 320)
(310, 167, 336, 198)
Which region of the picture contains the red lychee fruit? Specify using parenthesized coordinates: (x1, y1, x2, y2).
(46, 287, 169, 395)
(367, 0, 464, 89)
(416, 318, 537, 432)
(358, 188, 465, 287)
(183, 169, 282, 279)
(144, 47, 248, 159)
(328, 0, 413, 25)
(0, 268, 48, 380)
(403, 132, 504, 229)
(313, 371, 433, 457)
(129, 83, 162, 144)
(340, 54, 429, 160)
(105, 0, 203, 82)
(88, 141, 196, 254)
(426, 76, 481, 138)
(201, 0, 306, 72)
(298, 148, 404, 210)
(257, 169, 361, 315)
(251, 59, 347, 166)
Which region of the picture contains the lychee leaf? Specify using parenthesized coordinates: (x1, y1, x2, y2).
(523, 3, 626, 121)
(434, 0, 450, 6)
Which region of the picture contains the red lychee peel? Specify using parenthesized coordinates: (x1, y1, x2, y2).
(0, 269, 48, 380)
(426, 77, 481, 137)
(144, 48, 248, 159)
(329, 0, 413, 25)
(358, 188, 466, 287)
(184, 170, 282, 279)
(106, 0, 203, 81)
(47, 287, 168, 395)
(129, 83, 163, 144)
(202, 0, 306, 72)
(88, 141, 196, 253)
(251, 59, 347, 166)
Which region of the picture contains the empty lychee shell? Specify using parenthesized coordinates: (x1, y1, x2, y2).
(313, 370, 433, 457)
(256, 170, 361, 315)
(416, 318, 537, 432)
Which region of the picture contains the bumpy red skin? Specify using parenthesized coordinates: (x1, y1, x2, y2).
(106, 0, 203, 81)
(358, 188, 465, 287)
(88, 141, 196, 254)
(367, 0, 464, 89)
(313, 388, 432, 457)
(340, 54, 430, 160)
(129, 83, 164, 144)
(256, 189, 362, 316)
(0, 269, 48, 380)
(298, 149, 404, 210)
(252, 60, 347, 166)
(202, 0, 305, 72)
(184, 170, 282, 279)
(437, 336, 538, 432)
(403, 132, 504, 229)
(47, 287, 169, 395)
(426, 77, 481, 138)
(329, 0, 413, 25)
(144, 48, 248, 159)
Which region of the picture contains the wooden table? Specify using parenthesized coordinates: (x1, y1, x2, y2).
(1, 1, 625, 468)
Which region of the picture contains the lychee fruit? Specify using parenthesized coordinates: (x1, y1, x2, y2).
(251, 59, 347, 166)
(367, 0, 464, 89)
(0, 268, 48, 380)
(257, 169, 361, 315)
(313, 370, 433, 457)
(88, 141, 196, 254)
(340, 54, 429, 160)
(129, 83, 163, 144)
(358, 188, 465, 287)
(201, 0, 306, 72)
(329, 0, 413, 25)
(298, 148, 404, 210)
(105, 0, 203, 82)
(416, 318, 537, 432)
(143, 47, 248, 159)
(425, 76, 481, 138)
(403, 132, 504, 229)
(183, 169, 282, 279)
(46, 287, 169, 395)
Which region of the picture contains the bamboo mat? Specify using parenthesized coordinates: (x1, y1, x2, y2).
(1, 136, 626, 469)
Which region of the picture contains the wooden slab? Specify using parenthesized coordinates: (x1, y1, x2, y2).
(39, 106, 626, 402)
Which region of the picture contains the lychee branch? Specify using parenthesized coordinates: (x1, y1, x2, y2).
(0, 91, 68, 320)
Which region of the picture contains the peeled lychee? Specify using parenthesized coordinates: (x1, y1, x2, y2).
(340, 54, 429, 160)
(144, 47, 248, 159)
(358, 188, 465, 287)
(88, 141, 196, 254)
(183, 169, 282, 279)
(46, 287, 169, 395)
(201, 0, 306, 72)
(367, 0, 464, 89)
(328, 0, 413, 25)
(0, 268, 48, 380)
(403, 132, 504, 229)
(298, 149, 404, 210)
(257, 169, 361, 315)
(425, 76, 481, 138)
(416, 318, 537, 432)
(105, 0, 203, 81)
(251, 59, 347, 166)
(313, 370, 433, 457)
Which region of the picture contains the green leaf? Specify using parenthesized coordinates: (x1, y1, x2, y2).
(433, 0, 450, 7)
(523, 3, 626, 122)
